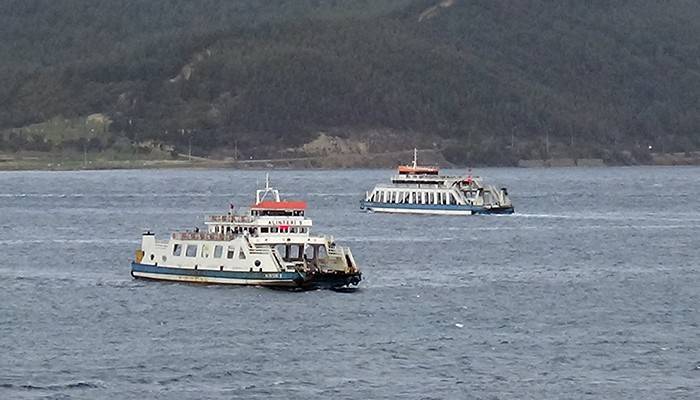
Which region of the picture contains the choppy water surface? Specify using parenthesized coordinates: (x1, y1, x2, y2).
(1, 167, 698, 399)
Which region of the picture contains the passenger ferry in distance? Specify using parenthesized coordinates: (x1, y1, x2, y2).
(131, 175, 361, 289)
(360, 149, 514, 215)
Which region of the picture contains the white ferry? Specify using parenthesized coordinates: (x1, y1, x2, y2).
(131, 176, 361, 289)
(360, 150, 514, 215)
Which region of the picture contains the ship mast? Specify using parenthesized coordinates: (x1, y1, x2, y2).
(256, 173, 281, 204)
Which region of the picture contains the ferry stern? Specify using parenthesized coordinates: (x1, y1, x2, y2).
(297, 268, 362, 290)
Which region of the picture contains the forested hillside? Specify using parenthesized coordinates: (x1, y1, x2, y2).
(1, 0, 699, 165)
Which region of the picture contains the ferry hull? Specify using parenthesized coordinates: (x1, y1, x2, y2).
(360, 201, 514, 216)
(130, 262, 360, 290)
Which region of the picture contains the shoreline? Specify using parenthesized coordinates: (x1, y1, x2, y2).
(1, 153, 699, 172)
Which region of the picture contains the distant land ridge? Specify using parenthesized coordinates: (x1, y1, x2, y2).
(1, 0, 699, 167)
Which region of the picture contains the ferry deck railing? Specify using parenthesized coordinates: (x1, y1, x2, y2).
(206, 215, 255, 223)
(171, 232, 236, 241)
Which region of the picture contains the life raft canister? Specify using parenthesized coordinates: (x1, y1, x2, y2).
(135, 249, 145, 263)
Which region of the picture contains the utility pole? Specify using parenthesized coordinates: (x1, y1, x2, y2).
(83, 119, 88, 168)
(188, 130, 192, 161)
(131, 120, 138, 162)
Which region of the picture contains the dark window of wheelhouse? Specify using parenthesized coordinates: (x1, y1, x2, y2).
(261, 227, 269, 233)
(226, 247, 235, 259)
(317, 245, 328, 260)
(173, 243, 182, 256)
(238, 248, 246, 260)
(185, 244, 198, 257)
(289, 245, 302, 260)
(304, 245, 315, 260)
(275, 244, 287, 259)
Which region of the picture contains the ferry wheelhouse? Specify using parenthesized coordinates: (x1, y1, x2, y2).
(360, 150, 514, 215)
(131, 176, 361, 289)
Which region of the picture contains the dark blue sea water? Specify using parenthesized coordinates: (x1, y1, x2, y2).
(1, 167, 698, 399)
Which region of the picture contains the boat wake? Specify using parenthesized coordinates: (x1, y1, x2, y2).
(0, 238, 136, 245)
(513, 212, 700, 223)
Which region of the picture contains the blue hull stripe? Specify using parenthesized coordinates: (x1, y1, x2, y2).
(131, 262, 301, 281)
(359, 201, 514, 214)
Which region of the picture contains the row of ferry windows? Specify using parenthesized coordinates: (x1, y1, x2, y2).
(262, 226, 307, 234)
(274, 243, 327, 261)
(371, 190, 460, 205)
(173, 243, 247, 260)
(214, 226, 308, 234)
(172, 242, 328, 262)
